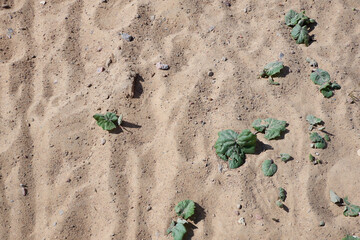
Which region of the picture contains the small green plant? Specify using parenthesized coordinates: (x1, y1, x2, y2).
(285, 10, 315, 46)
(343, 197, 360, 217)
(310, 69, 341, 98)
(280, 153, 291, 162)
(262, 159, 277, 177)
(214, 129, 257, 169)
(93, 112, 123, 131)
(278, 187, 287, 201)
(260, 61, 284, 85)
(309, 153, 315, 162)
(310, 132, 327, 149)
(167, 200, 196, 240)
(276, 200, 284, 208)
(252, 118, 287, 140)
(306, 115, 323, 127)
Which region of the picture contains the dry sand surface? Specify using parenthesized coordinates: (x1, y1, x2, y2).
(0, 0, 360, 239)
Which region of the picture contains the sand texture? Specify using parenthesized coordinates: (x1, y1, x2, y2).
(0, 0, 359, 239)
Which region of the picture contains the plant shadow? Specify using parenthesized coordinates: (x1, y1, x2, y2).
(255, 140, 273, 154)
(276, 129, 290, 140)
(133, 74, 144, 98)
(184, 222, 197, 240)
(109, 121, 141, 134)
(281, 204, 289, 213)
(191, 203, 206, 224)
(277, 66, 290, 78)
(308, 22, 318, 46)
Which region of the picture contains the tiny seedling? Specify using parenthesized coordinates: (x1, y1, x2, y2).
(285, 10, 315, 46)
(309, 153, 321, 165)
(276, 200, 284, 208)
(93, 112, 122, 131)
(343, 197, 360, 217)
(252, 118, 287, 140)
(167, 200, 196, 240)
(310, 132, 327, 149)
(280, 153, 291, 163)
(306, 115, 323, 127)
(278, 187, 287, 201)
(262, 159, 277, 177)
(260, 61, 284, 85)
(310, 69, 341, 98)
(324, 134, 330, 141)
(214, 129, 257, 169)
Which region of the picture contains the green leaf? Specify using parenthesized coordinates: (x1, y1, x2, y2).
(279, 187, 287, 201)
(320, 82, 334, 98)
(252, 118, 287, 140)
(93, 112, 118, 131)
(310, 132, 326, 149)
(309, 154, 315, 162)
(237, 129, 257, 154)
(306, 115, 323, 126)
(262, 159, 277, 177)
(296, 25, 310, 46)
(280, 153, 291, 162)
(261, 61, 284, 77)
(331, 82, 341, 89)
(175, 200, 195, 220)
(343, 197, 360, 217)
(291, 24, 302, 39)
(268, 76, 280, 85)
(214, 130, 246, 168)
(324, 134, 330, 141)
(285, 10, 301, 26)
(167, 219, 187, 240)
(329, 190, 341, 204)
(276, 200, 284, 208)
(343, 235, 360, 240)
(310, 69, 331, 85)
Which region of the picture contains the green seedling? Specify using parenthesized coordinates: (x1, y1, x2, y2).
(252, 118, 287, 140)
(285, 10, 315, 46)
(214, 129, 257, 169)
(262, 159, 278, 177)
(93, 112, 122, 131)
(310, 132, 327, 149)
(310, 69, 341, 98)
(279, 187, 287, 201)
(260, 61, 284, 85)
(167, 200, 196, 240)
(280, 153, 291, 162)
(276, 200, 284, 208)
(306, 115, 323, 127)
(343, 197, 360, 217)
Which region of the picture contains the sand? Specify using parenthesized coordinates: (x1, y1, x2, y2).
(0, 0, 359, 239)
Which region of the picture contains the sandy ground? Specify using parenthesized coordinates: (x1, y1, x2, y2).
(0, 0, 360, 239)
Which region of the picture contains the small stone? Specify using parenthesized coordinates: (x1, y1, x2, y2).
(208, 71, 214, 77)
(238, 217, 246, 226)
(218, 164, 223, 173)
(237, 204, 242, 209)
(150, 15, 155, 21)
(135, 14, 141, 18)
(40, 1, 46, 5)
(2, 4, 10, 8)
(208, 26, 215, 32)
(146, 205, 152, 211)
(120, 33, 134, 42)
(97, 47, 102, 52)
(101, 0, 108, 2)
(357, 149, 360, 157)
(53, 222, 57, 226)
(315, 152, 319, 156)
(101, 138, 106, 145)
(222, 57, 228, 61)
(319, 221, 325, 227)
(105, 58, 112, 67)
(97, 67, 105, 73)
(310, 143, 315, 148)
(156, 62, 170, 70)
(235, 211, 240, 215)
(59, 210, 64, 215)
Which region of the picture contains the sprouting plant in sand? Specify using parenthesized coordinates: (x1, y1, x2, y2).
(93, 112, 123, 131)
(167, 200, 196, 240)
(260, 61, 284, 85)
(285, 10, 315, 46)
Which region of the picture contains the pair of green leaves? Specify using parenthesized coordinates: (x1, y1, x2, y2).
(310, 132, 327, 149)
(343, 236, 360, 240)
(93, 112, 123, 131)
(306, 115, 323, 126)
(260, 61, 284, 85)
(280, 153, 291, 162)
(285, 10, 315, 46)
(167, 200, 195, 240)
(214, 129, 257, 169)
(252, 118, 287, 140)
(276, 187, 287, 208)
(310, 69, 341, 98)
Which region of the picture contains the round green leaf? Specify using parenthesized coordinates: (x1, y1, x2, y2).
(262, 159, 277, 177)
(310, 69, 330, 85)
(261, 61, 284, 77)
(93, 112, 118, 131)
(237, 129, 257, 154)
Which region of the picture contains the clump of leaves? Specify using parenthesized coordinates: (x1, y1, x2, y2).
(285, 10, 315, 46)
(252, 118, 287, 140)
(310, 132, 327, 149)
(167, 200, 196, 240)
(343, 235, 360, 240)
(214, 129, 257, 169)
(260, 61, 284, 85)
(310, 69, 341, 98)
(276, 200, 284, 208)
(262, 159, 278, 177)
(279, 187, 287, 201)
(93, 112, 122, 131)
(343, 197, 360, 217)
(309, 153, 321, 165)
(280, 153, 291, 163)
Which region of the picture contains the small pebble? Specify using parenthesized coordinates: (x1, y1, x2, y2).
(59, 210, 64, 215)
(319, 221, 325, 227)
(40, 1, 46, 5)
(53, 222, 57, 227)
(222, 57, 227, 61)
(357, 149, 360, 157)
(156, 62, 170, 70)
(97, 47, 102, 52)
(238, 217, 246, 226)
(315, 152, 319, 156)
(237, 204, 242, 209)
(146, 205, 152, 211)
(120, 33, 134, 42)
(97, 67, 105, 73)
(150, 15, 155, 21)
(208, 71, 214, 77)
(208, 26, 215, 32)
(105, 58, 112, 67)
(101, 138, 106, 145)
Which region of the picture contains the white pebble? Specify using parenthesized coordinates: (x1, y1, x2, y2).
(238, 217, 246, 226)
(101, 138, 106, 145)
(40, 1, 46, 5)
